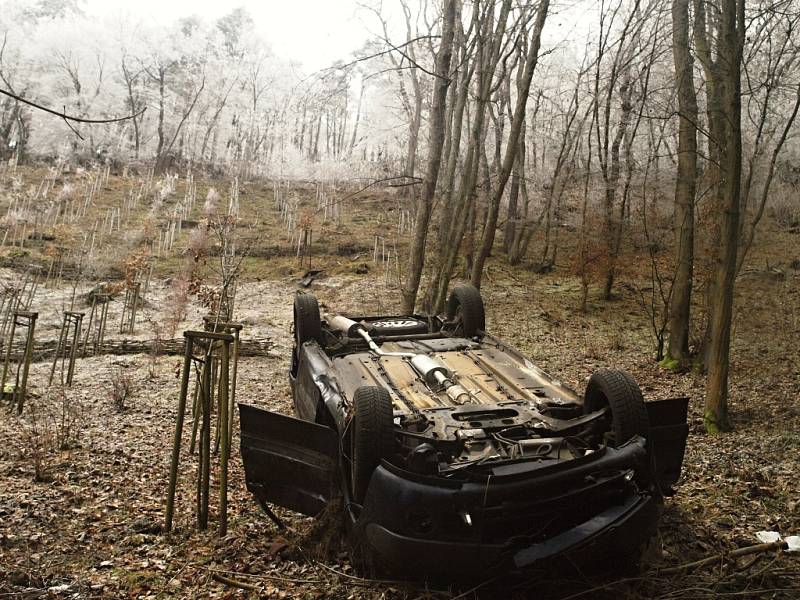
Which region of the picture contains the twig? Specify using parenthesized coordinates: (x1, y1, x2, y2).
(211, 572, 259, 591)
(62, 107, 84, 140)
(314, 560, 444, 593)
(553, 576, 646, 600)
(313, 176, 422, 215)
(745, 553, 781, 581)
(318, 35, 440, 74)
(313, 561, 407, 588)
(656, 540, 788, 575)
(449, 574, 503, 599)
(659, 588, 800, 599)
(204, 566, 322, 585)
(0, 87, 146, 124)
(314, 561, 371, 582)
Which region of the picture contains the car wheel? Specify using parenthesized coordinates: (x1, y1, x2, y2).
(445, 284, 485, 338)
(584, 369, 649, 446)
(368, 316, 429, 336)
(351, 386, 394, 503)
(294, 293, 322, 346)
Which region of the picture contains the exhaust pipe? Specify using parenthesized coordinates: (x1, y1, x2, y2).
(410, 355, 449, 386)
(325, 313, 416, 357)
(326, 313, 472, 403)
(326, 314, 362, 337)
(410, 355, 470, 404)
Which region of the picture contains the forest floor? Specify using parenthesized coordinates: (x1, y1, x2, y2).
(0, 166, 799, 599)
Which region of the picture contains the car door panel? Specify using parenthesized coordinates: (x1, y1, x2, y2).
(239, 403, 338, 517)
(646, 397, 689, 490)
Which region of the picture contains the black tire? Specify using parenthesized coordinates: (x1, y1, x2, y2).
(351, 386, 394, 503)
(584, 369, 649, 446)
(294, 293, 322, 346)
(368, 316, 429, 336)
(445, 284, 486, 338)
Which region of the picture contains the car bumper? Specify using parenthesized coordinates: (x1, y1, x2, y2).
(355, 439, 660, 580)
(362, 492, 657, 579)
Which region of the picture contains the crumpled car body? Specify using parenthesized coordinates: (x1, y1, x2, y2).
(239, 290, 688, 580)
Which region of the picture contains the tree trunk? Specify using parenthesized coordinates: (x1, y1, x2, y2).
(156, 69, 166, 159)
(505, 134, 522, 254)
(405, 94, 422, 179)
(600, 76, 633, 300)
(400, 0, 457, 313)
(349, 81, 365, 154)
(470, 0, 550, 288)
(156, 77, 205, 173)
(427, 0, 511, 313)
(704, 0, 744, 434)
(440, 5, 464, 183)
(666, 0, 697, 368)
(435, 45, 473, 251)
(312, 114, 322, 161)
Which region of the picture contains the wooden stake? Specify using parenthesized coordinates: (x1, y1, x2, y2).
(164, 335, 194, 532)
(218, 341, 230, 536)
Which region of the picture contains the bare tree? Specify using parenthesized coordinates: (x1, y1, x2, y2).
(591, 0, 650, 301)
(120, 51, 146, 159)
(362, 1, 430, 194)
(470, 0, 551, 288)
(400, 0, 457, 313)
(699, 0, 745, 433)
(736, 5, 800, 271)
(665, 0, 698, 368)
(0, 31, 30, 160)
(424, 0, 514, 313)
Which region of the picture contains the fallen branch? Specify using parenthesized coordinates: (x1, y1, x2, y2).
(313, 560, 395, 587)
(204, 566, 322, 585)
(657, 540, 788, 575)
(7, 336, 275, 363)
(314, 560, 450, 593)
(210, 572, 258, 591)
(552, 576, 647, 600)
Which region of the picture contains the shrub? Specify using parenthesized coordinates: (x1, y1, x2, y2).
(110, 367, 136, 411)
(16, 388, 83, 482)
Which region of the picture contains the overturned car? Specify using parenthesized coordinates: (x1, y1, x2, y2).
(240, 285, 688, 580)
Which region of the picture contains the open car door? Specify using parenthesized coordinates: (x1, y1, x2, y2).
(645, 397, 690, 491)
(239, 404, 339, 517)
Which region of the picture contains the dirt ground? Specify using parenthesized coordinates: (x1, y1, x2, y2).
(1, 169, 799, 599)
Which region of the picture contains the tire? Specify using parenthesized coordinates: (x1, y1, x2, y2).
(445, 284, 486, 338)
(351, 386, 394, 503)
(368, 316, 429, 336)
(294, 293, 322, 346)
(584, 369, 649, 446)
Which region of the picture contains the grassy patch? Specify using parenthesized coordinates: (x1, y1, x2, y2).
(659, 354, 681, 371)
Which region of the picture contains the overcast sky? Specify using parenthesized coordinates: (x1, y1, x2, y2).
(82, 0, 595, 73)
(84, 0, 370, 72)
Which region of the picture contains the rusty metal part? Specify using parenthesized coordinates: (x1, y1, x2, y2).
(409, 354, 449, 386)
(325, 314, 363, 337)
(356, 327, 416, 358)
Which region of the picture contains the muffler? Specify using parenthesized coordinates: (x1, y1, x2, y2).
(327, 313, 472, 403)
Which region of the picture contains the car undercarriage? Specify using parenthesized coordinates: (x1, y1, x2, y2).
(239, 285, 689, 580)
